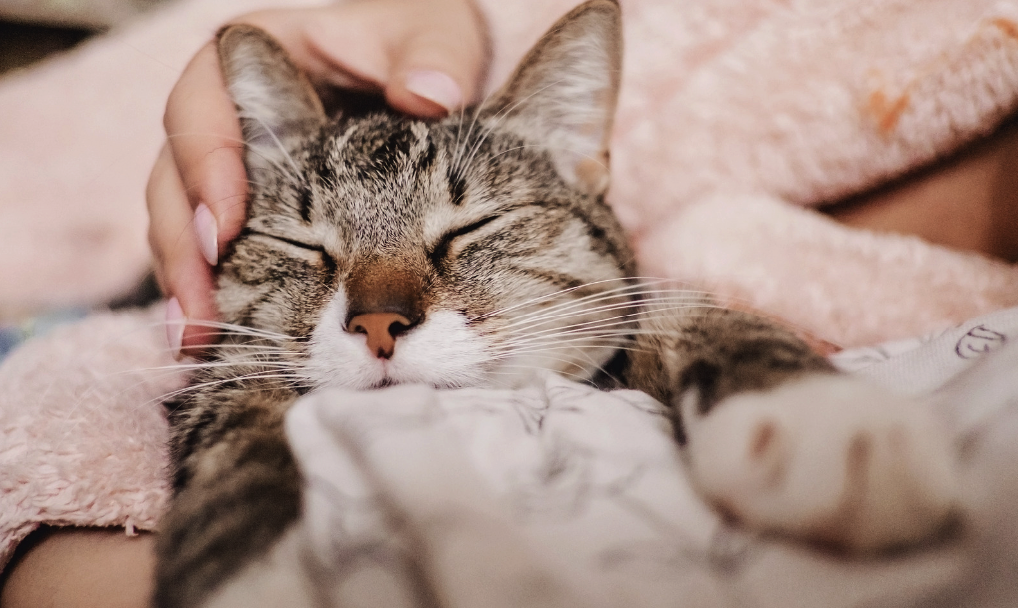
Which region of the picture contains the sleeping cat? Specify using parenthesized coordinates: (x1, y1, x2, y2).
(155, 2, 957, 606)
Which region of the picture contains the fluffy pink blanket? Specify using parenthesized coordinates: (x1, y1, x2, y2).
(2, 0, 1018, 570)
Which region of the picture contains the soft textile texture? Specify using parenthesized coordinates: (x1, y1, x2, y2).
(833, 305, 1018, 394)
(4, 302, 1018, 581)
(4, 0, 1018, 587)
(2, 0, 1018, 343)
(0, 0, 326, 319)
(0, 306, 185, 571)
(608, 0, 1018, 346)
(224, 332, 1018, 608)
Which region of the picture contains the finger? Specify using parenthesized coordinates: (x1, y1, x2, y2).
(237, 7, 390, 90)
(385, 0, 489, 116)
(297, 0, 488, 117)
(147, 145, 220, 357)
(163, 42, 249, 264)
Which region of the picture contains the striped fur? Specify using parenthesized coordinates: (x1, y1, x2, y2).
(154, 3, 860, 606)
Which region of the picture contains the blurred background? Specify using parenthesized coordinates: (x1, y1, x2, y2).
(0, 0, 168, 76)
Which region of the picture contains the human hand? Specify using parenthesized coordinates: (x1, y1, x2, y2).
(147, 0, 489, 357)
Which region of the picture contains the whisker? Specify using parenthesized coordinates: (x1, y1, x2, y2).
(495, 313, 637, 347)
(476, 277, 706, 322)
(494, 293, 707, 331)
(455, 78, 569, 177)
(159, 319, 298, 342)
(474, 277, 646, 321)
(451, 103, 468, 174)
(450, 92, 496, 176)
(116, 360, 304, 376)
(156, 370, 312, 410)
(165, 132, 303, 188)
(237, 112, 308, 186)
(491, 342, 650, 359)
(495, 303, 726, 347)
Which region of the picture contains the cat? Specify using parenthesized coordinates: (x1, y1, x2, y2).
(155, 2, 958, 606)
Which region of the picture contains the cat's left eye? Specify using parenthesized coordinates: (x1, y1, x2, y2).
(429, 215, 500, 266)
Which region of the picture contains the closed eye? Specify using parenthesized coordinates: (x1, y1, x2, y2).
(244, 229, 322, 252)
(243, 229, 336, 269)
(429, 216, 500, 267)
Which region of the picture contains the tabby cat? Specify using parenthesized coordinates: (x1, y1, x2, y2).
(156, 2, 957, 606)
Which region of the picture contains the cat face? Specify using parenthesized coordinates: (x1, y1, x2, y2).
(214, 1, 631, 390)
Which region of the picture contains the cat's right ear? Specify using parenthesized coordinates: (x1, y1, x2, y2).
(217, 25, 326, 179)
(485, 0, 622, 196)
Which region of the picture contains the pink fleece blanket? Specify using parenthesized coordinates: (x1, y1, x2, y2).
(2, 0, 1018, 571)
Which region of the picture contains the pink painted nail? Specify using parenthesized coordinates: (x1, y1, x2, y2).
(194, 203, 219, 266)
(166, 297, 186, 360)
(404, 70, 462, 112)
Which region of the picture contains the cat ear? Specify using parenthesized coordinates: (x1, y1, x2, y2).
(487, 0, 621, 195)
(217, 25, 326, 178)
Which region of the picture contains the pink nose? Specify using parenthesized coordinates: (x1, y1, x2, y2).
(346, 312, 413, 359)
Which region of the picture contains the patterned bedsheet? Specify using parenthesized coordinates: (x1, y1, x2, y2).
(3, 306, 1018, 607)
(210, 307, 1018, 607)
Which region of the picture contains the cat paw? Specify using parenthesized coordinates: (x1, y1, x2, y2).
(682, 374, 959, 552)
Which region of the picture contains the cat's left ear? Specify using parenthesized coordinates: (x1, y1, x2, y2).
(217, 25, 327, 179)
(486, 0, 621, 196)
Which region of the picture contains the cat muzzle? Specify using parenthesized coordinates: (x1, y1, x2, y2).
(346, 312, 415, 359)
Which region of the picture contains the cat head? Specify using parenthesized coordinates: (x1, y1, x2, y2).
(214, 0, 634, 389)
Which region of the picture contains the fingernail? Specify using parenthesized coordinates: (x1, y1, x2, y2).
(194, 203, 219, 266)
(404, 70, 462, 112)
(166, 297, 186, 360)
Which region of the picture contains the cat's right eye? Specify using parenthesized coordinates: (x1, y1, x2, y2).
(248, 231, 320, 252)
(244, 230, 335, 269)
(428, 215, 500, 267)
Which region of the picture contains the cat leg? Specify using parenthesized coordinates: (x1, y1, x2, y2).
(626, 306, 959, 551)
(201, 525, 316, 608)
(155, 389, 302, 608)
(682, 374, 958, 551)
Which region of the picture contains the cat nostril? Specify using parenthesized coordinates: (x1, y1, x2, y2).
(388, 320, 410, 337)
(346, 312, 417, 359)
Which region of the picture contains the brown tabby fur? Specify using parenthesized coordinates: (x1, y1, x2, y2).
(154, 2, 833, 605)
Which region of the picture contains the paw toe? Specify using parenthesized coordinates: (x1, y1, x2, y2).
(686, 376, 959, 551)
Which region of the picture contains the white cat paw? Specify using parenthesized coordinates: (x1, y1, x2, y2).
(683, 375, 959, 552)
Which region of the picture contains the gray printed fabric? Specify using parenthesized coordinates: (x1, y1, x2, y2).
(280, 306, 1018, 608)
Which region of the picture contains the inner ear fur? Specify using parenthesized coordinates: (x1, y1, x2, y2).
(217, 25, 327, 175)
(486, 0, 622, 196)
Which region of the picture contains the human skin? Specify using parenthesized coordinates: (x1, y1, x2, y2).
(148, 0, 1018, 362)
(0, 527, 154, 608)
(2, 2, 489, 606)
(147, 0, 489, 359)
(824, 115, 1018, 263)
(6, 108, 1018, 608)
(8, 0, 1018, 603)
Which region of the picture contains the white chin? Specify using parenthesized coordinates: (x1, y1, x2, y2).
(307, 303, 491, 389)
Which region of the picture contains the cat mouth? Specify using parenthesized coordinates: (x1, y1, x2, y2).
(369, 377, 398, 389)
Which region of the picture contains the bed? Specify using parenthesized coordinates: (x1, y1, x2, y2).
(3, 0, 1018, 604)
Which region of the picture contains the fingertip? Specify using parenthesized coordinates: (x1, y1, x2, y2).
(164, 295, 220, 361)
(164, 256, 220, 357)
(178, 307, 221, 358)
(178, 290, 221, 356)
(403, 69, 463, 114)
(178, 146, 247, 261)
(165, 297, 185, 360)
(388, 63, 474, 118)
(385, 4, 486, 117)
(193, 204, 219, 267)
